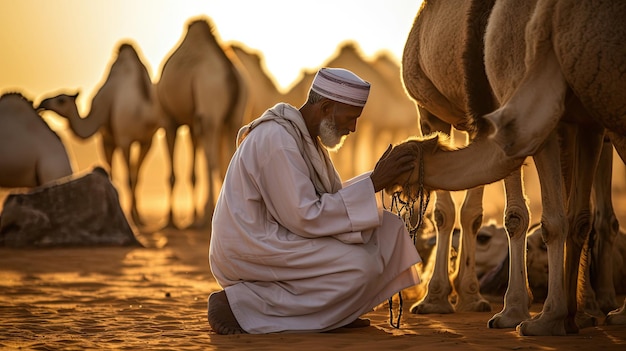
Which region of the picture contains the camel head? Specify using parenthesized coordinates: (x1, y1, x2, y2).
(37, 92, 80, 117)
(386, 133, 452, 196)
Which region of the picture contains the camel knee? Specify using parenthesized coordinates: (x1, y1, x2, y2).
(540, 215, 567, 244)
(504, 206, 530, 239)
(570, 210, 593, 246)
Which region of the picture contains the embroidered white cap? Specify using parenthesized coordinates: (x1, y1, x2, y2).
(310, 68, 370, 107)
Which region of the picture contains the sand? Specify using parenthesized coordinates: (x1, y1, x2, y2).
(1, 223, 625, 351)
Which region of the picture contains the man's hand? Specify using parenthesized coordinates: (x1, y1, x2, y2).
(370, 144, 417, 193)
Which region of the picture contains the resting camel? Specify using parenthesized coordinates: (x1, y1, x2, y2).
(38, 42, 162, 227)
(157, 17, 248, 229)
(398, 0, 626, 336)
(0, 92, 73, 187)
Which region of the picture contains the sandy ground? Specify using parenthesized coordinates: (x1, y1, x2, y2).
(1, 222, 625, 351)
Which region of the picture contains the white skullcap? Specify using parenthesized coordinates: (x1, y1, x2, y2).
(310, 68, 370, 107)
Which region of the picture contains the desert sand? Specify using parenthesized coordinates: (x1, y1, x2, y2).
(1, 218, 625, 350)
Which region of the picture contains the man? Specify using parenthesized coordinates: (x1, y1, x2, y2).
(208, 67, 422, 334)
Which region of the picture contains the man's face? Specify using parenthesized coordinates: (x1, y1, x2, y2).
(319, 114, 345, 151)
(318, 104, 362, 151)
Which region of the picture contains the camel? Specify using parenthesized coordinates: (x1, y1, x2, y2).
(401, 0, 521, 319)
(157, 17, 248, 229)
(0, 167, 140, 247)
(398, 0, 626, 336)
(0, 92, 73, 187)
(229, 43, 284, 124)
(37, 42, 162, 227)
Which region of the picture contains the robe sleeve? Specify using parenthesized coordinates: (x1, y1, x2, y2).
(255, 129, 381, 244)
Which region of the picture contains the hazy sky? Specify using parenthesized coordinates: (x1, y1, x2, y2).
(0, 0, 423, 104)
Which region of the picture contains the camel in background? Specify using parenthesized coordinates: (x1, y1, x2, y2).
(37, 42, 162, 227)
(398, 0, 626, 336)
(0, 92, 73, 188)
(157, 17, 248, 229)
(229, 42, 283, 123)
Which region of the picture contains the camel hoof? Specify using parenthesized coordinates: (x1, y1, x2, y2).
(606, 313, 626, 325)
(516, 317, 567, 336)
(488, 307, 529, 329)
(161, 221, 181, 231)
(455, 298, 491, 313)
(410, 299, 455, 314)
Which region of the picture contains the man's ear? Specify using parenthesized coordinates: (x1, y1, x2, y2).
(319, 99, 335, 116)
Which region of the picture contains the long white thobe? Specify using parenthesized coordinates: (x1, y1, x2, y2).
(209, 103, 421, 333)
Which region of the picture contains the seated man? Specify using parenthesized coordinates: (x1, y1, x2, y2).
(208, 67, 422, 334)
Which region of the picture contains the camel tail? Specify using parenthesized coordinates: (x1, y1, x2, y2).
(463, 0, 497, 135)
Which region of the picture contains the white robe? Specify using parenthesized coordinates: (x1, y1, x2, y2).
(209, 103, 421, 333)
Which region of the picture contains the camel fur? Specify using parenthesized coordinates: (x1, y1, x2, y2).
(157, 17, 249, 229)
(0, 92, 73, 187)
(399, 0, 626, 336)
(37, 42, 163, 227)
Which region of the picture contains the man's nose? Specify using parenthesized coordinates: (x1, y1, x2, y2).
(348, 120, 357, 133)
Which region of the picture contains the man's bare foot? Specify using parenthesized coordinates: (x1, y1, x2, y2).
(208, 290, 246, 335)
(343, 317, 371, 328)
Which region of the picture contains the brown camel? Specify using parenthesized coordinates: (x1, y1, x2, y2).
(38, 42, 162, 227)
(157, 17, 248, 229)
(230, 43, 283, 124)
(0, 92, 73, 187)
(398, 0, 626, 336)
(401, 0, 520, 318)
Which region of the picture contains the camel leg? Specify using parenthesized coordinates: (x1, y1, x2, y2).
(187, 127, 202, 228)
(489, 168, 532, 328)
(101, 134, 116, 173)
(454, 186, 491, 312)
(411, 190, 456, 314)
(411, 108, 456, 314)
(564, 124, 604, 332)
(606, 298, 626, 325)
(590, 137, 620, 315)
(517, 130, 569, 336)
(128, 139, 154, 227)
(195, 116, 218, 229)
(163, 121, 179, 229)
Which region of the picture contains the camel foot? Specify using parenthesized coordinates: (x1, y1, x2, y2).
(131, 211, 145, 228)
(606, 300, 626, 325)
(516, 312, 567, 336)
(455, 296, 491, 313)
(160, 221, 180, 231)
(576, 313, 599, 329)
(410, 297, 455, 314)
(189, 215, 211, 230)
(208, 290, 246, 335)
(596, 295, 619, 315)
(488, 306, 530, 329)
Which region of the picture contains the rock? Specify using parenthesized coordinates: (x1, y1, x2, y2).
(0, 167, 141, 247)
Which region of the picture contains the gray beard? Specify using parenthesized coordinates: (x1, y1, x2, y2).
(318, 118, 346, 151)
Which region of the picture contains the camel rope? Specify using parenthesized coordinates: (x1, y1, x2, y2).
(382, 150, 430, 329)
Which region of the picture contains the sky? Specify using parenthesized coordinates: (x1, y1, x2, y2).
(0, 0, 423, 102)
